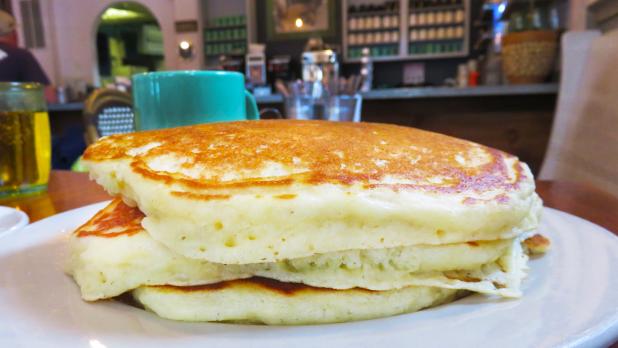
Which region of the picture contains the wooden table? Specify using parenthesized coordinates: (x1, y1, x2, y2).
(2, 171, 617, 235)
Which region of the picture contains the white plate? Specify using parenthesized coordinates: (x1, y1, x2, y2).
(0, 206, 29, 237)
(0, 203, 616, 348)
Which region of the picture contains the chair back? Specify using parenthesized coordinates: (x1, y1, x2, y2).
(83, 89, 134, 144)
(539, 30, 618, 197)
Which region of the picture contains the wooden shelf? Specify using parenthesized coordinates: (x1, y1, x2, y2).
(204, 24, 246, 30)
(343, 0, 470, 62)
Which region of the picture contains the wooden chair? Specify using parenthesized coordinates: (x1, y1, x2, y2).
(82, 89, 134, 145)
(71, 89, 134, 171)
(539, 30, 618, 198)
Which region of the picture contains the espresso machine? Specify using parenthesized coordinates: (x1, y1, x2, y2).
(301, 48, 339, 98)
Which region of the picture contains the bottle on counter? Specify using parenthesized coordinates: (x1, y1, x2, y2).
(483, 45, 503, 85)
(467, 59, 479, 87)
(360, 47, 373, 92)
(457, 63, 468, 87)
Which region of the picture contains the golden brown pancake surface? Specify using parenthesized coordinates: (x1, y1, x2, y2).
(83, 120, 526, 194)
(75, 198, 144, 238)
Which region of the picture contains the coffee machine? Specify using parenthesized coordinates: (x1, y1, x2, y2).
(301, 38, 339, 98)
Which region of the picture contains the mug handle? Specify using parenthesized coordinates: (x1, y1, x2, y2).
(244, 90, 259, 120)
(259, 108, 283, 119)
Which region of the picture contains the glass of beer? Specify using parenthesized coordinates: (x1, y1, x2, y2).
(0, 82, 51, 198)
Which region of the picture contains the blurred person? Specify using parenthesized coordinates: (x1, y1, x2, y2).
(0, 10, 49, 84)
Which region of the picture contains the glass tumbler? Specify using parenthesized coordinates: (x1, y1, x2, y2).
(0, 82, 51, 198)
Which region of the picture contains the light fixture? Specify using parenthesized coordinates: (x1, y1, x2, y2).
(101, 8, 140, 20)
(295, 18, 303, 28)
(179, 41, 190, 50)
(178, 40, 193, 59)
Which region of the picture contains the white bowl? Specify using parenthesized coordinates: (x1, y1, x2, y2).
(0, 206, 29, 237)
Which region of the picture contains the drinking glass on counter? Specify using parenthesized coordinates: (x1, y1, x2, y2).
(285, 95, 362, 122)
(0, 82, 51, 198)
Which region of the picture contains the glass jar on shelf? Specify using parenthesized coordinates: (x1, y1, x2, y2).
(357, 17, 366, 30)
(427, 28, 436, 40)
(409, 29, 417, 41)
(375, 31, 384, 44)
(384, 31, 392, 43)
(348, 34, 356, 45)
(418, 12, 426, 25)
(383, 14, 391, 28)
(444, 28, 452, 39)
(444, 10, 454, 23)
(357, 33, 366, 45)
(455, 9, 464, 23)
(418, 28, 427, 40)
(372, 14, 381, 29)
(349, 18, 357, 30)
(427, 11, 435, 25)
(455, 25, 464, 38)
(409, 13, 417, 26)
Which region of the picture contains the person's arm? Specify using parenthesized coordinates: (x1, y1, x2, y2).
(21, 50, 50, 85)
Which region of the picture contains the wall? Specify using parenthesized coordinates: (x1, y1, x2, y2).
(11, 0, 59, 83)
(569, 0, 589, 30)
(174, 0, 204, 70)
(11, 0, 196, 86)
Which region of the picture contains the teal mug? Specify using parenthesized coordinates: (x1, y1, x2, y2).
(132, 70, 259, 130)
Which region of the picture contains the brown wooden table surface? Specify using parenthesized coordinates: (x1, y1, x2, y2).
(2, 171, 617, 235)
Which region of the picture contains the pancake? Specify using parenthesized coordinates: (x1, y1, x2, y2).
(82, 120, 542, 264)
(70, 199, 530, 301)
(132, 278, 467, 325)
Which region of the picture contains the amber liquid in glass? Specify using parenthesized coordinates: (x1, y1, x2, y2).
(0, 111, 51, 197)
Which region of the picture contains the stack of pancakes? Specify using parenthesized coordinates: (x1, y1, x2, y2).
(68, 120, 547, 324)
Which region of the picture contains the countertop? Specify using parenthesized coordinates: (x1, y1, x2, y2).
(256, 84, 559, 103)
(46, 84, 559, 112)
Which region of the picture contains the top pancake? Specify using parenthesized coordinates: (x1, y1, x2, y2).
(84, 120, 525, 193)
(83, 120, 541, 264)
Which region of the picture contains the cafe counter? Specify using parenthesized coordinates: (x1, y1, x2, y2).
(48, 84, 558, 173)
